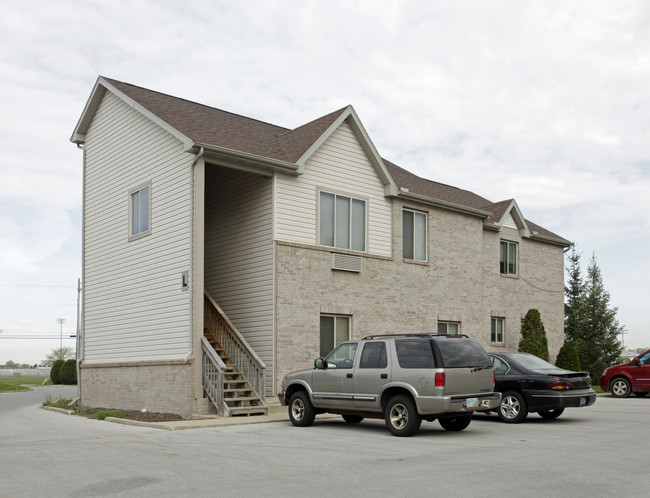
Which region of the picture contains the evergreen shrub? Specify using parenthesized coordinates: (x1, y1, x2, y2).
(518, 309, 550, 361)
(60, 359, 77, 385)
(555, 342, 582, 371)
(50, 359, 65, 384)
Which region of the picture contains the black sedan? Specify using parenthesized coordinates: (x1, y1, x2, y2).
(488, 352, 597, 423)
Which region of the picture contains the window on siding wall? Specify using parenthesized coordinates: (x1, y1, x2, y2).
(500, 241, 517, 275)
(319, 192, 366, 251)
(403, 209, 427, 261)
(491, 317, 505, 344)
(320, 315, 351, 357)
(129, 183, 151, 240)
(438, 321, 460, 335)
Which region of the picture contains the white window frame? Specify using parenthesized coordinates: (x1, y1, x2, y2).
(318, 190, 367, 252)
(437, 321, 460, 335)
(320, 314, 351, 357)
(403, 208, 427, 261)
(129, 182, 152, 241)
(500, 240, 518, 275)
(491, 317, 505, 344)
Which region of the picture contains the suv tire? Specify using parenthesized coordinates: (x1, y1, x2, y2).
(289, 391, 316, 427)
(610, 377, 631, 398)
(498, 390, 528, 423)
(384, 395, 421, 437)
(438, 415, 472, 431)
(342, 415, 364, 423)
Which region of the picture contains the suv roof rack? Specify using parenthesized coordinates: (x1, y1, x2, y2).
(361, 333, 469, 340)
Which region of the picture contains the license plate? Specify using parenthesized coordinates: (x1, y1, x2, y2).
(579, 397, 586, 406)
(466, 397, 479, 409)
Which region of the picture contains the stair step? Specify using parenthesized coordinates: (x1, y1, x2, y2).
(228, 407, 268, 417)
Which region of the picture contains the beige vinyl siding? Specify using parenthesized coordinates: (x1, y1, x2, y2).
(83, 91, 193, 363)
(274, 120, 392, 256)
(204, 166, 274, 392)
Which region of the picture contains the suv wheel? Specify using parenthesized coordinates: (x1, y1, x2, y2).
(342, 415, 364, 423)
(288, 391, 315, 427)
(610, 378, 631, 398)
(384, 395, 421, 437)
(538, 408, 564, 420)
(498, 390, 528, 423)
(438, 415, 472, 431)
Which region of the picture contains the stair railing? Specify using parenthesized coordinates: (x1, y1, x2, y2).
(204, 291, 267, 406)
(201, 336, 230, 416)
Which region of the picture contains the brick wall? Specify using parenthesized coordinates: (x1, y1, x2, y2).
(274, 200, 566, 389)
(79, 362, 196, 418)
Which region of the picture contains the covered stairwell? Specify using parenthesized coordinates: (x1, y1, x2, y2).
(202, 291, 268, 416)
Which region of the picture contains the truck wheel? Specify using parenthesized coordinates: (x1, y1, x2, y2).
(439, 415, 472, 431)
(342, 415, 364, 423)
(384, 395, 421, 437)
(288, 391, 315, 427)
(610, 378, 631, 398)
(498, 390, 528, 423)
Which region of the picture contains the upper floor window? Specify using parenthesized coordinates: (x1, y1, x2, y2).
(129, 183, 151, 240)
(319, 191, 366, 251)
(491, 317, 505, 344)
(500, 240, 517, 275)
(438, 321, 460, 335)
(403, 209, 427, 261)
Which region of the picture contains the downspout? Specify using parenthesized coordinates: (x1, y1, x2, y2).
(189, 147, 204, 362)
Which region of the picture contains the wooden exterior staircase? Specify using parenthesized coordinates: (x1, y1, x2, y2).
(202, 291, 267, 417)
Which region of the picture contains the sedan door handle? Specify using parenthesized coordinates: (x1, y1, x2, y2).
(346, 373, 353, 378)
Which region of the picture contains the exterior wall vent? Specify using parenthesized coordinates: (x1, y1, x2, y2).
(331, 253, 362, 272)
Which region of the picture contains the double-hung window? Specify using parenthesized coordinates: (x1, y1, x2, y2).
(500, 240, 517, 275)
(403, 209, 427, 261)
(491, 317, 505, 344)
(320, 315, 351, 357)
(129, 183, 151, 240)
(319, 191, 366, 251)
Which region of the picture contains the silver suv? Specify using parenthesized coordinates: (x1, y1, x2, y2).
(278, 334, 501, 436)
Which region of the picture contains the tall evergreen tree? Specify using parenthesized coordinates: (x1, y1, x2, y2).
(518, 309, 550, 361)
(572, 254, 624, 380)
(564, 247, 585, 343)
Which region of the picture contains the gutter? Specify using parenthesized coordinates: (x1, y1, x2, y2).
(397, 190, 491, 219)
(189, 142, 300, 175)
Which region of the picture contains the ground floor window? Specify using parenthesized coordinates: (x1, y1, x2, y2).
(491, 317, 505, 344)
(437, 321, 460, 335)
(320, 315, 351, 357)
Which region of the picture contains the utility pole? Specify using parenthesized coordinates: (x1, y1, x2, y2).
(56, 318, 66, 349)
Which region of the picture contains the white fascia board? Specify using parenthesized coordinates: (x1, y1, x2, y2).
(529, 232, 572, 248)
(70, 77, 106, 144)
(98, 77, 194, 150)
(397, 191, 491, 219)
(199, 143, 300, 176)
(501, 199, 531, 237)
(294, 106, 399, 193)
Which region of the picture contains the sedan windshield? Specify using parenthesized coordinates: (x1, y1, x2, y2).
(507, 353, 556, 370)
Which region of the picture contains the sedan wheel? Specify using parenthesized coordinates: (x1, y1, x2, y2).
(538, 408, 565, 420)
(498, 390, 528, 423)
(610, 378, 631, 398)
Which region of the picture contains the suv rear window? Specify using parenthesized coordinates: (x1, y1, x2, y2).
(395, 339, 436, 368)
(435, 338, 491, 368)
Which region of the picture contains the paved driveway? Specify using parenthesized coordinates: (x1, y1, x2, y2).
(1, 388, 647, 497)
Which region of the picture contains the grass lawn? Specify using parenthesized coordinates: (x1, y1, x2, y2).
(0, 376, 48, 391)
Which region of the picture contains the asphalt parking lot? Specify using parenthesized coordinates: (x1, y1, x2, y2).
(1, 387, 648, 497)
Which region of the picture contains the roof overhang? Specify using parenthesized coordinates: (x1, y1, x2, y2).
(70, 76, 194, 149)
(196, 142, 300, 176)
(397, 190, 492, 219)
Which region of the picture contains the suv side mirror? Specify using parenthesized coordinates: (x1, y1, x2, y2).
(314, 358, 328, 369)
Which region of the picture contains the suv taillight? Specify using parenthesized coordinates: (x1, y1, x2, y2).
(435, 372, 445, 387)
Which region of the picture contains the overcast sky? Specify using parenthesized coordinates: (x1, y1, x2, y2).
(1, 0, 649, 364)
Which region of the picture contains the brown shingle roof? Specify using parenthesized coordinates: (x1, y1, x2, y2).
(101, 77, 568, 245)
